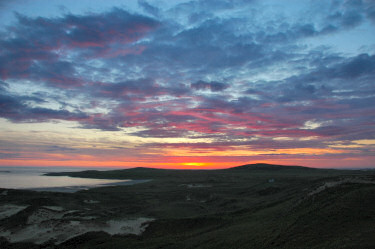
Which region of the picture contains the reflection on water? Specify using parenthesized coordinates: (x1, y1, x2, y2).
(0, 166, 129, 190)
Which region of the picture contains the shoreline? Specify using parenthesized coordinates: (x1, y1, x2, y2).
(24, 179, 152, 193)
(1, 179, 152, 193)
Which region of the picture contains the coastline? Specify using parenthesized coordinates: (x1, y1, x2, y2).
(26, 179, 152, 193)
(0, 167, 150, 191)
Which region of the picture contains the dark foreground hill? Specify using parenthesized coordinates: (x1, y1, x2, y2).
(1, 164, 375, 249)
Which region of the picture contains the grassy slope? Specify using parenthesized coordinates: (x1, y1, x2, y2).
(1, 164, 375, 249)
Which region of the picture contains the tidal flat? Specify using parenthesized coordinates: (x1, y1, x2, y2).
(1, 163, 375, 249)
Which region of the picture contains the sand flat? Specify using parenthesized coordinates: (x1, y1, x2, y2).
(0, 214, 154, 244)
(0, 204, 28, 220)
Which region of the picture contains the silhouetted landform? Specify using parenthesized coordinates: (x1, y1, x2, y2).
(45, 163, 317, 179)
(1, 163, 375, 249)
(228, 163, 315, 170)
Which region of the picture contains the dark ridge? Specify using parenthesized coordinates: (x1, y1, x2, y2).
(228, 163, 314, 170)
(46, 164, 315, 179)
(44, 163, 323, 181)
(125, 167, 169, 171)
(45, 166, 203, 179)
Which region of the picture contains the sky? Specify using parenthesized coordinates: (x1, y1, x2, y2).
(0, 0, 374, 169)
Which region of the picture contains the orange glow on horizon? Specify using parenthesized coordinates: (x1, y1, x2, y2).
(0, 143, 373, 170)
(181, 162, 209, 167)
(0, 159, 235, 169)
(1, 155, 375, 169)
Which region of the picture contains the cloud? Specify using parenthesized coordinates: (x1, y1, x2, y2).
(294, 53, 375, 82)
(0, 8, 160, 87)
(98, 78, 160, 98)
(138, 0, 160, 17)
(272, 53, 375, 102)
(0, 91, 88, 122)
(62, 8, 159, 48)
(132, 128, 190, 138)
(335, 53, 375, 79)
(45, 145, 77, 152)
(191, 80, 228, 92)
(0, 81, 8, 90)
(0, 0, 374, 165)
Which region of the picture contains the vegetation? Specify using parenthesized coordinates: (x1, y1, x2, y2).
(1, 163, 375, 248)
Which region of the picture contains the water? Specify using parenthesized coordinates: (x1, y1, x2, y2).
(0, 166, 134, 192)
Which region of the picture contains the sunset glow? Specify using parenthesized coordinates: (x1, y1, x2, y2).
(0, 0, 374, 169)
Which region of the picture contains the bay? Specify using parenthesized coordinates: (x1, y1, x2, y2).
(0, 166, 134, 192)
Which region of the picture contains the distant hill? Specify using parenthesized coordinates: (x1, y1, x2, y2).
(46, 163, 317, 180)
(46, 166, 210, 179)
(228, 163, 314, 170)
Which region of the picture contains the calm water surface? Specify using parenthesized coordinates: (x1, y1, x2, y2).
(0, 166, 131, 191)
